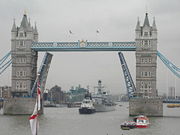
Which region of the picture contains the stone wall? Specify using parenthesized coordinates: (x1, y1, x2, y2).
(3, 97, 36, 115)
(129, 98, 163, 116)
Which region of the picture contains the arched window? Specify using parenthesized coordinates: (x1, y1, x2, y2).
(20, 71, 23, 76)
(16, 81, 19, 89)
(144, 72, 148, 77)
(144, 40, 148, 45)
(19, 40, 24, 47)
(23, 82, 26, 89)
(145, 84, 147, 88)
(19, 32, 23, 37)
(19, 82, 22, 88)
(144, 32, 148, 37)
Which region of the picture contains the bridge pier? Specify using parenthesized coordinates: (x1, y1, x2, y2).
(3, 97, 44, 115)
(129, 98, 163, 116)
(3, 97, 36, 115)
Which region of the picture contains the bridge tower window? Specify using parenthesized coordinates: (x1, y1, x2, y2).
(144, 32, 148, 37)
(19, 33, 23, 37)
(19, 41, 24, 47)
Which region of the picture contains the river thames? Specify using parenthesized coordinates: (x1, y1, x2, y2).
(0, 102, 180, 135)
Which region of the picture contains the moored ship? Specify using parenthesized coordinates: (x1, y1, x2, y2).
(92, 80, 116, 112)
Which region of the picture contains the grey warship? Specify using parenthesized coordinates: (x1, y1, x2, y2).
(92, 80, 115, 112)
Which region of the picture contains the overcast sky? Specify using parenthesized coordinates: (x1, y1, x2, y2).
(0, 0, 179, 95)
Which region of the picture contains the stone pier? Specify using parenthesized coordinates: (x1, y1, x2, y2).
(129, 98, 163, 117)
(3, 98, 36, 115)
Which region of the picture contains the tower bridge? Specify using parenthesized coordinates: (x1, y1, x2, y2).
(1, 12, 179, 116)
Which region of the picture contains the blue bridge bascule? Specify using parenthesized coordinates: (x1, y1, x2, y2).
(0, 12, 180, 115)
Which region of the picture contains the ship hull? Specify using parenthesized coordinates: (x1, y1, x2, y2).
(93, 104, 115, 112)
(79, 108, 96, 114)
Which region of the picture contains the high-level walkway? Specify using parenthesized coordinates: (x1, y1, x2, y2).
(32, 41, 136, 51)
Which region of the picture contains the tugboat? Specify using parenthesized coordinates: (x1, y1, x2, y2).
(134, 115, 150, 128)
(79, 93, 96, 114)
(92, 80, 116, 112)
(121, 115, 150, 130)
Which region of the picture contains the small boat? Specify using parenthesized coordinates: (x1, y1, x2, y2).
(133, 115, 150, 128)
(121, 121, 136, 130)
(121, 115, 149, 130)
(79, 95, 96, 114)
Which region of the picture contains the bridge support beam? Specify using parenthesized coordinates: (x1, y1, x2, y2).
(129, 98, 163, 116)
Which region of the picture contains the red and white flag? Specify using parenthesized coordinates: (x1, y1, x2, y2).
(29, 79, 41, 135)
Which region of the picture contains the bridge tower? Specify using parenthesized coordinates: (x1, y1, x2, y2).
(3, 13, 38, 114)
(11, 13, 38, 97)
(129, 13, 163, 116)
(135, 13, 157, 97)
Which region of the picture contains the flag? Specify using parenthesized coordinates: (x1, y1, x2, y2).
(29, 103, 38, 135)
(37, 81, 41, 111)
(29, 78, 41, 135)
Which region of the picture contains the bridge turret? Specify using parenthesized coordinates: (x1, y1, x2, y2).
(11, 19, 17, 39)
(33, 22, 38, 42)
(135, 17, 141, 39)
(152, 17, 157, 38)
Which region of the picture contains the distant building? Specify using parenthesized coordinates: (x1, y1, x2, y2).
(67, 85, 88, 102)
(0, 86, 11, 99)
(47, 85, 67, 104)
(0, 86, 11, 108)
(168, 87, 175, 99)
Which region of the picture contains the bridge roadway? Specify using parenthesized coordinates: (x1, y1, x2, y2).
(31, 41, 136, 51)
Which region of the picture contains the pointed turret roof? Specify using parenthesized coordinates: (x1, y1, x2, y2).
(28, 18, 31, 27)
(136, 17, 141, 30)
(34, 22, 38, 35)
(143, 13, 150, 27)
(11, 19, 17, 32)
(20, 14, 29, 29)
(152, 17, 157, 31)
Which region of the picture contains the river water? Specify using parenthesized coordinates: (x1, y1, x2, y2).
(0, 102, 180, 135)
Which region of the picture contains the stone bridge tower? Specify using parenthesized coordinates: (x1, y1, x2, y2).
(11, 13, 38, 97)
(129, 13, 163, 116)
(135, 13, 157, 97)
(3, 13, 38, 114)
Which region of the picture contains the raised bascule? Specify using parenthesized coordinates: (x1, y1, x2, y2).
(1, 13, 180, 116)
